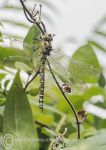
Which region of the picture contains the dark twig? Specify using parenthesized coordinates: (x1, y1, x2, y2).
(20, 0, 46, 34)
(47, 58, 80, 139)
(35, 120, 50, 129)
(23, 7, 34, 23)
(24, 69, 40, 91)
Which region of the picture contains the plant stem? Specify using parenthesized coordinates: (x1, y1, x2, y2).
(20, 0, 46, 34)
(24, 70, 40, 91)
(35, 120, 50, 129)
(55, 115, 67, 133)
(47, 58, 80, 139)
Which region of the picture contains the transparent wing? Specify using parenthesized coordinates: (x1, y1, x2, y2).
(0, 36, 42, 69)
(48, 55, 87, 94)
(48, 50, 101, 94)
(50, 50, 100, 83)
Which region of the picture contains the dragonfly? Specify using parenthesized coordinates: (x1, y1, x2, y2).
(0, 35, 100, 112)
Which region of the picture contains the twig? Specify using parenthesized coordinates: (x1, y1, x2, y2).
(20, 0, 46, 34)
(51, 128, 67, 150)
(47, 58, 80, 139)
(35, 120, 50, 129)
(24, 69, 40, 91)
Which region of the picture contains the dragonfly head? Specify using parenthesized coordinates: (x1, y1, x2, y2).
(43, 33, 54, 41)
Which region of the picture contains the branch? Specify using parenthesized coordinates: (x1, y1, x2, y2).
(35, 120, 50, 129)
(20, 0, 46, 34)
(24, 69, 40, 91)
(47, 58, 80, 139)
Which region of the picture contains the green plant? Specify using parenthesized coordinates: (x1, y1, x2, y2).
(0, 0, 106, 150)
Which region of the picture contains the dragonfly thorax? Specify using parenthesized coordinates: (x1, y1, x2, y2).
(41, 33, 54, 56)
(43, 48, 52, 56)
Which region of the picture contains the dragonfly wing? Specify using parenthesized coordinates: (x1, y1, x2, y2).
(51, 50, 101, 83)
(29, 46, 42, 70)
(48, 55, 88, 94)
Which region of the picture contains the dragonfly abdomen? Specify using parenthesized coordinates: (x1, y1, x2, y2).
(39, 56, 46, 113)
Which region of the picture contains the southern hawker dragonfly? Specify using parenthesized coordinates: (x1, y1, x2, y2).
(0, 36, 100, 112)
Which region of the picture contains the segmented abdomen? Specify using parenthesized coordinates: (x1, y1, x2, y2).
(39, 56, 46, 113)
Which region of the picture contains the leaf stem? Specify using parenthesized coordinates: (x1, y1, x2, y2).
(24, 69, 40, 91)
(55, 115, 67, 133)
(20, 0, 46, 34)
(47, 58, 80, 139)
(35, 120, 50, 129)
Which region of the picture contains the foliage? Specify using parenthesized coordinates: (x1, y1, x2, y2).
(3, 71, 39, 150)
(62, 130, 106, 150)
(0, 0, 106, 150)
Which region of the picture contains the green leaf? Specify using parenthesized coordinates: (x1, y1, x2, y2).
(88, 40, 106, 52)
(72, 44, 100, 68)
(0, 46, 26, 68)
(4, 80, 10, 89)
(69, 44, 101, 83)
(98, 73, 106, 88)
(3, 56, 32, 68)
(3, 71, 39, 150)
(63, 130, 106, 150)
(83, 86, 106, 99)
(0, 22, 3, 27)
(27, 88, 39, 96)
(35, 114, 54, 126)
(24, 25, 41, 54)
(0, 114, 3, 133)
(94, 117, 106, 129)
(0, 97, 6, 106)
(15, 62, 32, 72)
(80, 128, 97, 138)
(0, 32, 2, 37)
(0, 73, 6, 80)
(95, 31, 106, 37)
